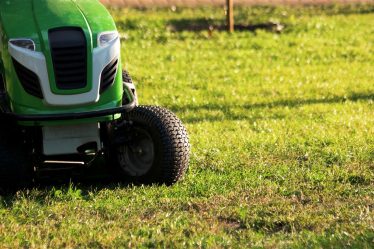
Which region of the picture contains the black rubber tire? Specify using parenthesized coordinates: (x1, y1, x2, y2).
(122, 70, 138, 106)
(106, 106, 190, 185)
(0, 120, 33, 190)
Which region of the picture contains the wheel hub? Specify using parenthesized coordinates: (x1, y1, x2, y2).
(117, 128, 155, 176)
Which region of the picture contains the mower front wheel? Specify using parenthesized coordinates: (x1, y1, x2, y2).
(106, 106, 190, 185)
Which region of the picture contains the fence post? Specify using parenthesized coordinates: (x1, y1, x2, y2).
(226, 0, 234, 32)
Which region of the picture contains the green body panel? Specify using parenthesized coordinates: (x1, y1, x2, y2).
(0, 0, 128, 126)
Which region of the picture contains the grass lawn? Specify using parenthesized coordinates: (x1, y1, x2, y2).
(1, 4, 373, 248)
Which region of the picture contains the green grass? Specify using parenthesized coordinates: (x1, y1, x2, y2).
(1, 5, 373, 248)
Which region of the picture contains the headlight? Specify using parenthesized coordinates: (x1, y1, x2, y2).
(9, 39, 35, 51)
(98, 31, 118, 47)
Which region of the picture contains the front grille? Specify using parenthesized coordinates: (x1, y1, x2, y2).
(49, 27, 87, 90)
(100, 58, 118, 94)
(12, 58, 43, 99)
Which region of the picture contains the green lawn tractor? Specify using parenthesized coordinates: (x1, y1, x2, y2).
(0, 0, 190, 189)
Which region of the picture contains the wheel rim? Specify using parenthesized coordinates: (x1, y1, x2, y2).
(117, 128, 155, 176)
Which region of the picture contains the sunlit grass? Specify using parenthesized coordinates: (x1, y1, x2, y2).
(0, 5, 373, 248)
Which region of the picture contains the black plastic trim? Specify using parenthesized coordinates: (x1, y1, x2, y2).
(100, 58, 118, 94)
(49, 27, 87, 90)
(12, 58, 43, 99)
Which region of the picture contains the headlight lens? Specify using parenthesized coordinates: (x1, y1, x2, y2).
(9, 39, 35, 51)
(98, 31, 118, 47)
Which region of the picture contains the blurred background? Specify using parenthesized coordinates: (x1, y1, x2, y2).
(100, 0, 373, 7)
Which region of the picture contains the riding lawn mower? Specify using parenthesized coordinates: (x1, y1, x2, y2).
(0, 0, 190, 188)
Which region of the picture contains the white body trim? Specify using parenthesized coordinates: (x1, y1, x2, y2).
(8, 37, 120, 106)
(42, 123, 101, 156)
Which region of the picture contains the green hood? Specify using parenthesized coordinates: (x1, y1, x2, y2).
(0, 0, 116, 48)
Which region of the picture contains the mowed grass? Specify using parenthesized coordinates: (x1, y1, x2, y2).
(1, 5, 373, 248)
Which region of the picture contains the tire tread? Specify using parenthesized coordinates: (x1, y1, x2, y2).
(110, 105, 190, 185)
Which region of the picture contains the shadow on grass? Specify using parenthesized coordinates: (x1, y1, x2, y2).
(171, 92, 374, 123)
(167, 18, 284, 33)
(0, 163, 134, 205)
(165, 4, 374, 33)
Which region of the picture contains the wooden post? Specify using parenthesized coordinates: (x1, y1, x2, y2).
(226, 0, 234, 32)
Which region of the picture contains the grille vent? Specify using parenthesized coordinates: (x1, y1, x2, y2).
(49, 28, 87, 90)
(12, 58, 43, 99)
(100, 58, 118, 94)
